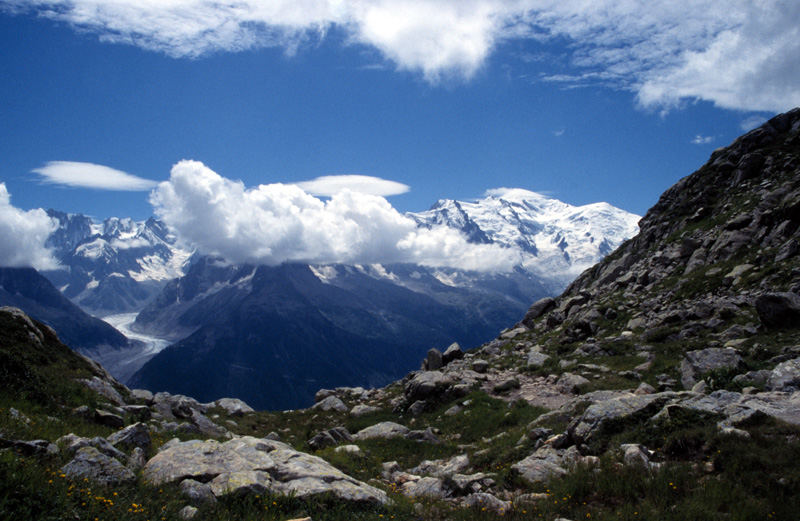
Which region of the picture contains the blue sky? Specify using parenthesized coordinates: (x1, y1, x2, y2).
(1, 1, 798, 270)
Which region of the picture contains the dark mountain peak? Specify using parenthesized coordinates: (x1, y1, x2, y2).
(0, 267, 128, 351)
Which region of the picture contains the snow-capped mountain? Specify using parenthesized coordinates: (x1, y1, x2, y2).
(42, 210, 192, 315)
(409, 188, 640, 289)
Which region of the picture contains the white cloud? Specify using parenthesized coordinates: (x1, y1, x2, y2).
(295, 174, 409, 197)
(691, 135, 714, 145)
(0, 183, 59, 270)
(740, 114, 769, 131)
(8, 0, 800, 111)
(150, 160, 519, 271)
(32, 161, 157, 191)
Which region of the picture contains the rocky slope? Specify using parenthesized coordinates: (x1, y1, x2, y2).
(2, 109, 800, 521)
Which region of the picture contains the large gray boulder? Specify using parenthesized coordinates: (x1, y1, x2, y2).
(423, 348, 444, 371)
(107, 422, 151, 452)
(755, 292, 800, 328)
(143, 437, 387, 504)
(62, 446, 135, 486)
(568, 393, 674, 447)
(767, 358, 800, 391)
(215, 398, 255, 416)
(353, 421, 410, 440)
(521, 297, 556, 326)
(312, 396, 348, 412)
(680, 348, 743, 389)
(511, 446, 568, 485)
(442, 342, 464, 365)
(404, 371, 452, 403)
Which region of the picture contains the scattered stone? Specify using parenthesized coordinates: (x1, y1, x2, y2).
(0, 438, 58, 456)
(472, 360, 489, 373)
(215, 398, 255, 416)
(755, 292, 800, 328)
(680, 348, 743, 389)
(443, 342, 464, 364)
(62, 446, 135, 486)
(404, 371, 452, 403)
(307, 427, 353, 451)
(94, 409, 125, 429)
(131, 388, 154, 404)
(128, 447, 147, 471)
(350, 404, 379, 417)
(108, 422, 151, 451)
(462, 492, 511, 514)
(180, 478, 217, 506)
(511, 446, 568, 485)
(521, 297, 557, 327)
(634, 382, 655, 395)
(556, 373, 590, 394)
(767, 357, 800, 391)
(312, 395, 347, 413)
(424, 348, 444, 371)
(178, 505, 199, 520)
(492, 377, 520, 394)
(527, 350, 551, 369)
(80, 376, 126, 406)
(334, 445, 362, 455)
(353, 422, 409, 440)
(408, 400, 428, 416)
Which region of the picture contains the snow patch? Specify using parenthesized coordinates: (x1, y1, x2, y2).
(310, 265, 338, 284)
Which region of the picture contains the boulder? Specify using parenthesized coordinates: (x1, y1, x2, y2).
(511, 446, 568, 485)
(404, 371, 451, 403)
(107, 422, 151, 452)
(179, 506, 199, 520)
(307, 427, 353, 451)
(471, 359, 489, 373)
(409, 454, 469, 477)
(350, 404, 379, 417)
(401, 476, 447, 498)
(215, 398, 255, 416)
(462, 492, 511, 514)
(312, 396, 348, 413)
(131, 388, 154, 404)
(180, 478, 217, 506)
(527, 350, 551, 369)
(94, 409, 124, 429)
(353, 421, 410, 440)
(190, 409, 230, 438)
(767, 358, 800, 391)
(568, 393, 673, 447)
(143, 437, 387, 504)
(442, 343, 464, 365)
(80, 376, 126, 406)
(522, 297, 557, 326)
(680, 348, 743, 389)
(556, 373, 590, 394)
(62, 446, 135, 486)
(423, 348, 444, 371)
(755, 292, 800, 328)
(492, 377, 521, 393)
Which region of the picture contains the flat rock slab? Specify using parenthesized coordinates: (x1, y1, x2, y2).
(143, 437, 387, 504)
(681, 348, 743, 389)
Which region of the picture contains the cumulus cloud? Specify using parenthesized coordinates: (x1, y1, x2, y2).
(691, 135, 714, 145)
(32, 161, 157, 191)
(150, 160, 519, 271)
(7, 0, 799, 111)
(0, 183, 58, 270)
(295, 175, 409, 197)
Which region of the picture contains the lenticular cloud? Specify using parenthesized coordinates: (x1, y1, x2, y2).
(150, 160, 519, 271)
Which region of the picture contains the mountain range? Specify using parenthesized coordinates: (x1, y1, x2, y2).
(5, 187, 638, 409)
